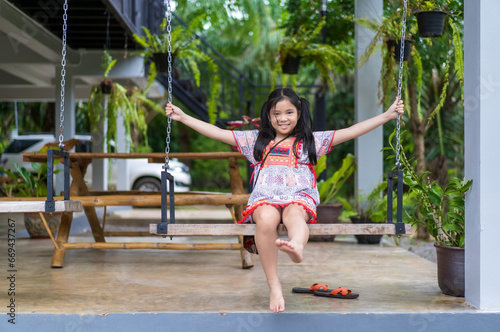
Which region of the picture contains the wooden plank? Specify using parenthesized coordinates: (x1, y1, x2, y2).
(23, 152, 246, 163)
(74, 194, 250, 207)
(0, 200, 82, 213)
(149, 223, 413, 236)
(0, 194, 250, 207)
(62, 242, 242, 250)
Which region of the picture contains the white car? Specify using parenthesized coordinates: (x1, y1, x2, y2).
(1, 134, 191, 192)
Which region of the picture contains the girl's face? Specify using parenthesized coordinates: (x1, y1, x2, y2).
(269, 98, 300, 140)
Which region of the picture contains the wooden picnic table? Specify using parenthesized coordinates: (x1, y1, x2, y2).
(21, 152, 253, 268)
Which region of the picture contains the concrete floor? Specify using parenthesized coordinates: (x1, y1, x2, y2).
(3, 207, 496, 332)
(1, 209, 471, 315)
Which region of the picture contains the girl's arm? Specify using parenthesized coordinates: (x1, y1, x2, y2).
(331, 98, 404, 146)
(165, 102, 237, 146)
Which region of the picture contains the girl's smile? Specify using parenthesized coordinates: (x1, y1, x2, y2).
(270, 99, 300, 140)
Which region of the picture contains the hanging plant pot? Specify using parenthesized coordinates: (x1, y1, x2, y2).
(350, 217, 383, 245)
(386, 39, 412, 62)
(416, 11, 447, 38)
(281, 56, 302, 75)
(434, 243, 464, 297)
(99, 78, 113, 94)
(152, 52, 169, 72)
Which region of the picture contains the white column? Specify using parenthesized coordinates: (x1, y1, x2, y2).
(115, 111, 130, 191)
(354, 0, 384, 195)
(54, 65, 76, 195)
(464, 0, 500, 310)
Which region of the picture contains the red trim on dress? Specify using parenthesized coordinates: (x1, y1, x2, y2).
(326, 130, 336, 153)
(231, 131, 241, 152)
(238, 200, 317, 224)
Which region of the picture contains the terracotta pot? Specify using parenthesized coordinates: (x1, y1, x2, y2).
(350, 217, 383, 244)
(281, 56, 302, 75)
(310, 203, 342, 242)
(24, 212, 61, 239)
(434, 243, 464, 297)
(416, 11, 447, 38)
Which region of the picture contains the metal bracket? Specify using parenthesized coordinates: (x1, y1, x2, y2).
(156, 168, 175, 235)
(45, 149, 70, 212)
(387, 169, 406, 235)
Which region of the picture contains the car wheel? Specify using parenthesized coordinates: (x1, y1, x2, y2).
(132, 177, 162, 192)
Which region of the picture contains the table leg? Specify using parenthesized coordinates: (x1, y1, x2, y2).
(51, 212, 72, 268)
(228, 157, 253, 269)
(70, 160, 105, 242)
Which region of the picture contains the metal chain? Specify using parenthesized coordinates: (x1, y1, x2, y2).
(395, 0, 408, 169)
(58, 0, 69, 149)
(164, 0, 173, 168)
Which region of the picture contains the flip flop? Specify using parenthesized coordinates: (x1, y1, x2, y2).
(314, 287, 359, 299)
(292, 283, 330, 294)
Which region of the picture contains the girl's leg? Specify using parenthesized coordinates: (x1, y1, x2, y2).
(252, 205, 284, 313)
(276, 204, 310, 263)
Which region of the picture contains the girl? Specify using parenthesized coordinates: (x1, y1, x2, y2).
(165, 88, 404, 313)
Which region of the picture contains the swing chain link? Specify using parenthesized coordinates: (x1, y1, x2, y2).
(395, 0, 408, 169)
(59, 0, 69, 149)
(164, 0, 173, 168)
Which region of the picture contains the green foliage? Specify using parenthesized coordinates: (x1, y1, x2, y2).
(133, 14, 205, 56)
(277, 19, 353, 90)
(189, 130, 232, 190)
(88, 52, 161, 152)
(0, 162, 49, 197)
(415, 0, 451, 11)
(388, 130, 471, 247)
(338, 183, 388, 223)
(133, 14, 220, 123)
(316, 153, 355, 204)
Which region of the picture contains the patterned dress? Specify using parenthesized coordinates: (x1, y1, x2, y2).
(232, 129, 336, 224)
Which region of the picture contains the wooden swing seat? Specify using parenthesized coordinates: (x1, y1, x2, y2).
(149, 223, 412, 236)
(0, 200, 82, 213)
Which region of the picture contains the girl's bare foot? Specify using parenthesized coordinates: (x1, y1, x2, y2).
(269, 285, 285, 313)
(275, 239, 303, 263)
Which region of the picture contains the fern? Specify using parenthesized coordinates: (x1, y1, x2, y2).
(427, 58, 450, 124)
(449, 20, 464, 101)
(412, 47, 423, 116)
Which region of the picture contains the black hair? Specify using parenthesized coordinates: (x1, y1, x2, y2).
(253, 88, 317, 164)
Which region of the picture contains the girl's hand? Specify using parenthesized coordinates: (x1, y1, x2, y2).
(165, 102, 185, 121)
(386, 98, 405, 120)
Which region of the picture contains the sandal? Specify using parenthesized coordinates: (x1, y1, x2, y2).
(314, 287, 359, 299)
(292, 283, 330, 294)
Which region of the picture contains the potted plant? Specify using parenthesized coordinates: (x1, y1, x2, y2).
(133, 15, 207, 74)
(354, 9, 415, 68)
(132, 14, 221, 124)
(88, 50, 160, 152)
(338, 183, 388, 245)
(311, 153, 355, 241)
(414, 1, 448, 38)
(394, 135, 471, 297)
(277, 19, 352, 90)
(0, 161, 60, 238)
